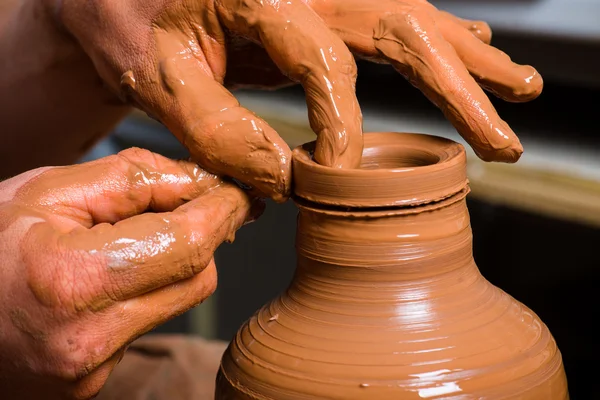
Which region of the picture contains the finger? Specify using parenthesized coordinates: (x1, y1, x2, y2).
(437, 10, 492, 44)
(216, 0, 364, 169)
(110, 259, 218, 345)
(122, 32, 291, 202)
(373, 10, 522, 162)
(64, 183, 263, 304)
(436, 13, 543, 102)
(17, 147, 222, 227)
(72, 259, 218, 381)
(69, 349, 125, 400)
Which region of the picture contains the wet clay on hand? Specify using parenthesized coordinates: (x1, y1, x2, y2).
(216, 133, 568, 399)
(0, 148, 262, 399)
(48, 0, 541, 200)
(310, 0, 541, 162)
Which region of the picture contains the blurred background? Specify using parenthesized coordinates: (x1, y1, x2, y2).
(81, 1, 600, 398)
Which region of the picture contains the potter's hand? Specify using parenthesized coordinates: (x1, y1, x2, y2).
(311, 0, 542, 162)
(0, 148, 262, 400)
(50, 0, 363, 202)
(48, 0, 540, 200)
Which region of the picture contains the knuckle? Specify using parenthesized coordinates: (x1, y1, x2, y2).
(117, 147, 156, 166)
(337, 52, 357, 77)
(378, 7, 430, 35)
(200, 264, 218, 298)
(100, 270, 131, 303)
(167, 210, 194, 237)
(165, 212, 207, 277)
(68, 254, 108, 313)
(24, 227, 73, 309)
(45, 337, 96, 382)
(71, 248, 117, 312)
(374, 9, 438, 63)
(189, 238, 216, 276)
(113, 148, 158, 200)
(183, 261, 218, 308)
(25, 228, 109, 313)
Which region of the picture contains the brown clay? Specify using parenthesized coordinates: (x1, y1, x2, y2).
(216, 132, 568, 399)
(4, 0, 544, 193)
(293, 132, 468, 207)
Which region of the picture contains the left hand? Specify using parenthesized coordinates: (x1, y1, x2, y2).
(44, 0, 542, 200)
(0, 148, 262, 399)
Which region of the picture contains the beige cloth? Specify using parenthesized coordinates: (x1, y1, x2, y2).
(97, 335, 228, 400)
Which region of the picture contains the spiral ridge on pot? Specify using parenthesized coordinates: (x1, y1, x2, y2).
(216, 133, 568, 400)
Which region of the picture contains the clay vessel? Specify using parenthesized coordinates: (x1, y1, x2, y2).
(216, 132, 568, 399)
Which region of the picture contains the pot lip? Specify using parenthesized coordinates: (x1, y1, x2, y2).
(292, 132, 468, 208)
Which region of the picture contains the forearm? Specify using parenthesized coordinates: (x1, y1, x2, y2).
(0, 0, 130, 179)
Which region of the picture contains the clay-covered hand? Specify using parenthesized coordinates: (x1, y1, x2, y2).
(48, 0, 540, 200)
(0, 148, 262, 399)
(311, 0, 542, 163)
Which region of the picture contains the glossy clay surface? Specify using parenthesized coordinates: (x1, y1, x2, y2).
(293, 132, 468, 207)
(216, 133, 568, 399)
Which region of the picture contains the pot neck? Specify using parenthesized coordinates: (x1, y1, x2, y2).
(294, 191, 474, 284)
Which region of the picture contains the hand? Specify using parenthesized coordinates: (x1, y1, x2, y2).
(311, 0, 542, 162)
(0, 148, 262, 399)
(47, 0, 541, 200)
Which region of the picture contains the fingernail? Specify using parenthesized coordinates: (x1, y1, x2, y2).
(269, 186, 290, 204)
(470, 22, 492, 44)
(515, 68, 543, 101)
(475, 140, 523, 163)
(498, 141, 524, 163)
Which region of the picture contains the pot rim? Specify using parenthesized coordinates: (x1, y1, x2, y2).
(292, 132, 468, 208)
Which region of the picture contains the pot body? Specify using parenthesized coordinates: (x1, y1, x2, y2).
(216, 132, 568, 399)
(216, 193, 568, 399)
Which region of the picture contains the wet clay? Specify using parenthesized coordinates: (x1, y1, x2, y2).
(313, 0, 541, 163)
(43, 0, 543, 200)
(216, 132, 568, 399)
(2, 149, 263, 306)
(293, 132, 468, 207)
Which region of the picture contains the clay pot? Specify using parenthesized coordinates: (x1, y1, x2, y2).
(216, 132, 568, 399)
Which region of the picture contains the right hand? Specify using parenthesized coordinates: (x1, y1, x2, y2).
(0, 148, 263, 399)
(42, 0, 541, 202)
